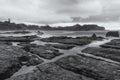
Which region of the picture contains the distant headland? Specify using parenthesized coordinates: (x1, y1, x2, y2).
(0, 19, 105, 31)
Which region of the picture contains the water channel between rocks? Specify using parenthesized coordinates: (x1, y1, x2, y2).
(12, 37, 117, 77)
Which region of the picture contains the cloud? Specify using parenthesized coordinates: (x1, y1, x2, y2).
(77, 0, 120, 22)
(0, 0, 40, 22)
(53, 0, 102, 17)
(0, 0, 119, 24)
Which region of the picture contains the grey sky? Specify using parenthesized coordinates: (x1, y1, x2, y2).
(0, 0, 120, 29)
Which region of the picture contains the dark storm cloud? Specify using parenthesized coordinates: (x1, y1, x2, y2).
(75, 15, 120, 22)
(75, 0, 120, 22)
(45, 0, 120, 22)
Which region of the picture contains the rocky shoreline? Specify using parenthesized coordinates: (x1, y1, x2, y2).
(0, 31, 120, 80)
(40, 35, 104, 46)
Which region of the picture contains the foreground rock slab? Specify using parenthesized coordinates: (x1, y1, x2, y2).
(0, 45, 30, 80)
(55, 55, 120, 80)
(7, 63, 93, 80)
(6, 55, 120, 80)
(82, 47, 120, 62)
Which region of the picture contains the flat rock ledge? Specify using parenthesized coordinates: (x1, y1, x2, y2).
(0, 44, 43, 80)
(6, 55, 120, 80)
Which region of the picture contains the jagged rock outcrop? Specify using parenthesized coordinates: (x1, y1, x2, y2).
(106, 31, 119, 37)
(91, 33, 97, 39)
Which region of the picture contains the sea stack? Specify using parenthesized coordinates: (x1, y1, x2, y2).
(106, 31, 119, 37)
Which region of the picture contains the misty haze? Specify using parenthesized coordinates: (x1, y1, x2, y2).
(0, 0, 120, 80)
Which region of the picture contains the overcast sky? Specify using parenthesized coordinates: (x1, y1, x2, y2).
(0, 0, 120, 30)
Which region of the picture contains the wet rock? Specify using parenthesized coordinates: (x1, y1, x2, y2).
(82, 47, 120, 62)
(106, 31, 119, 37)
(91, 33, 97, 40)
(0, 45, 30, 80)
(55, 55, 120, 80)
(21, 43, 41, 52)
(0, 36, 34, 42)
(17, 42, 31, 47)
(5, 31, 31, 34)
(21, 44, 63, 60)
(101, 39, 120, 49)
(46, 44, 75, 50)
(6, 63, 93, 80)
(12, 31, 31, 34)
(37, 31, 44, 35)
(26, 55, 44, 66)
(41, 36, 93, 46)
(23, 35, 39, 39)
(30, 45, 63, 60)
(0, 41, 12, 45)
